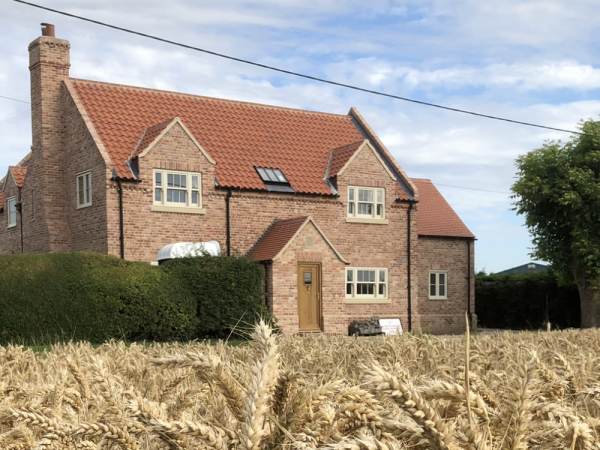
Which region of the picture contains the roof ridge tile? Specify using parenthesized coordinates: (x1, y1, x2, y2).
(69, 78, 352, 119)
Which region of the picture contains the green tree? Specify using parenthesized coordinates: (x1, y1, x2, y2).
(512, 119, 600, 327)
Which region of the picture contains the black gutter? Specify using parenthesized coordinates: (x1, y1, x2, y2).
(16, 187, 23, 253)
(226, 189, 232, 256)
(407, 201, 414, 332)
(116, 178, 125, 259)
(467, 239, 472, 324)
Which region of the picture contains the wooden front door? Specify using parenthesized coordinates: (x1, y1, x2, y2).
(297, 263, 322, 331)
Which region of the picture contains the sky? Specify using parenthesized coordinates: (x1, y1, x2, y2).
(1, 0, 600, 272)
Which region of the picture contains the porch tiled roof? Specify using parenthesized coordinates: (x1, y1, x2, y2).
(249, 217, 308, 262)
(412, 178, 474, 238)
(0, 191, 4, 207)
(70, 79, 367, 194)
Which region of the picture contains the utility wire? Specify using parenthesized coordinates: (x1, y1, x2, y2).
(435, 183, 511, 194)
(0, 91, 517, 194)
(0, 95, 30, 104)
(11, 0, 591, 136)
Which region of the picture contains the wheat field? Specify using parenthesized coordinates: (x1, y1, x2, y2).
(0, 321, 599, 450)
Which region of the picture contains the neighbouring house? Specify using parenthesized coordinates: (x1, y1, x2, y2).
(0, 24, 475, 335)
(494, 263, 549, 276)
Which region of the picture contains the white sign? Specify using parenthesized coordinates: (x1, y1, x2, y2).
(379, 318, 403, 335)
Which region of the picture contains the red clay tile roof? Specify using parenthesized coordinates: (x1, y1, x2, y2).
(395, 185, 410, 201)
(10, 166, 28, 187)
(131, 118, 176, 159)
(412, 178, 474, 238)
(328, 141, 364, 178)
(0, 191, 4, 207)
(249, 217, 309, 261)
(70, 79, 366, 194)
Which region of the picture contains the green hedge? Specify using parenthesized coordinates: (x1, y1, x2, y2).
(0, 252, 269, 345)
(162, 255, 269, 339)
(475, 272, 580, 330)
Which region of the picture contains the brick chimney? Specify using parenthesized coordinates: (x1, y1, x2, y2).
(29, 23, 70, 158)
(26, 24, 72, 253)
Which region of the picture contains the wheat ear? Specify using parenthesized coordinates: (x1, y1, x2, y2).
(73, 422, 137, 450)
(238, 320, 280, 450)
(366, 364, 453, 450)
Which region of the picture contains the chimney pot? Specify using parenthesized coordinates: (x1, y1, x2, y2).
(41, 23, 55, 37)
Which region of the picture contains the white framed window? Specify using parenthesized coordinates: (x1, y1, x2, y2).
(429, 271, 448, 299)
(7, 197, 16, 228)
(348, 186, 385, 219)
(76, 171, 92, 208)
(153, 170, 202, 209)
(346, 268, 388, 300)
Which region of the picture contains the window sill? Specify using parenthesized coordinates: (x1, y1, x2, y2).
(345, 217, 389, 224)
(151, 205, 207, 214)
(345, 298, 391, 304)
(7, 224, 16, 229)
(76, 204, 92, 210)
(428, 297, 448, 301)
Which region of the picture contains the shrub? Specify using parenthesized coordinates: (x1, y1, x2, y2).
(0, 252, 271, 344)
(475, 271, 580, 329)
(161, 255, 270, 339)
(0, 252, 197, 344)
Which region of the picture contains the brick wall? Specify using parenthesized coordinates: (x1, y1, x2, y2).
(105, 122, 223, 261)
(20, 35, 72, 253)
(98, 128, 419, 334)
(0, 174, 22, 254)
(417, 236, 475, 334)
(62, 89, 110, 254)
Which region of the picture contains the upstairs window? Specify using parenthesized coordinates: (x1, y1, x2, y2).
(348, 187, 385, 219)
(153, 170, 202, 209)
(429, 271, 447, 299)
(76, 171, 92, 208)
(345, 268, 388, 300)
(7, 197, 16, 228)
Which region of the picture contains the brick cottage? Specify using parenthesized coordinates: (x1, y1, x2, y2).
(0, 25, 475, 335)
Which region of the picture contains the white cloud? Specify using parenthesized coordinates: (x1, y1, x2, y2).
(1, 0, 600, 272)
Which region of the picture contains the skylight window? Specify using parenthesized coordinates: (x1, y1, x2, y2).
(255, 167, 295, 193)
(256, 167, 288, 184)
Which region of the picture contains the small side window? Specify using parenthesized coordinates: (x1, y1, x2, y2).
(76, 171, 92, 208)
(429, 271, 448, 300)
(7, 197, 17, 228)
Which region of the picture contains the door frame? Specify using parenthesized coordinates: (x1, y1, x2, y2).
(297, 262, 323, 331)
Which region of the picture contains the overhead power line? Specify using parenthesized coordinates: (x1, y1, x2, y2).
(0, 95, 30, 104)
(435, 183, 511, 194)
(0, 92, 515, 195)
(11, 0, 591, 136)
